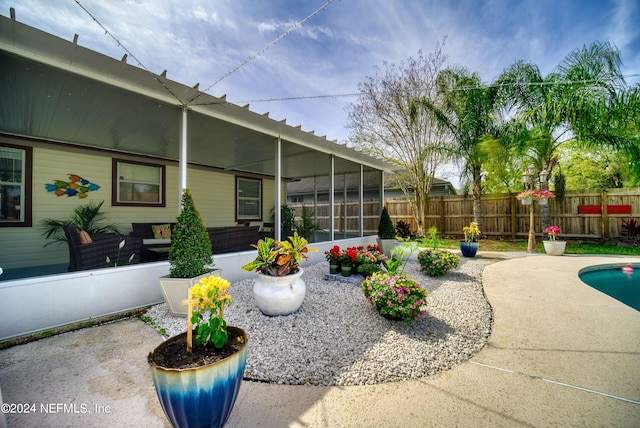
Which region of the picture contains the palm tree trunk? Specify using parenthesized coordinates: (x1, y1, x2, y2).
(472, 167, 483, 235)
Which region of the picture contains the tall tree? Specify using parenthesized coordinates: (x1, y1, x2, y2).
(346, 45, 453, 235)
(495, 41, 638, 229)
(419, 66, 499, 233)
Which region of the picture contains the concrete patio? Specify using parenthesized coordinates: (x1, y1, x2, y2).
(1, 254, 639, 427)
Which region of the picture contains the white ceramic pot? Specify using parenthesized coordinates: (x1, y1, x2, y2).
(253, 269, 305, 316)
(521, 197, 533, 205)
(158, 269, 222, 317)
(543, 240, 566, 256)
(538, 198, 548, 205)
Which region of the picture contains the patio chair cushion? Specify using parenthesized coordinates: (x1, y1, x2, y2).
(152, 224, 172, 239)
(130, 222, 177, 240)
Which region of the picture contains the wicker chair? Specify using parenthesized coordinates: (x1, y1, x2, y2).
(63, 226, 142, 272)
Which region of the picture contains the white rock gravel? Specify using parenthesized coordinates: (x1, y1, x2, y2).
(146, 258, 494, 386)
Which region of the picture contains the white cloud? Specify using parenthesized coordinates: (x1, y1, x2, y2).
(1, 0, 637, 148)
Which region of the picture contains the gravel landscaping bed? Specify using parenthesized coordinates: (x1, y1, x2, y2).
(146, 257, 494, 386)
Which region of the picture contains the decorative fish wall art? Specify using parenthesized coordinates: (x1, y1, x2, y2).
(45, 174, 100, 198)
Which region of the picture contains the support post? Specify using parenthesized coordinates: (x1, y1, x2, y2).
(178, 106, 188, 210)
(527, 202, 536, 253)
(275, 137, 282, 242)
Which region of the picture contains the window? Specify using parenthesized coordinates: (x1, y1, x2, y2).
(112, 159, 165, 207)
(236, 177, 262, 221)
(0, 145, 32, 227)
(290, 196, 303, 204)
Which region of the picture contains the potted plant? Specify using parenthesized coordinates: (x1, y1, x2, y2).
(241, 232, 317, 316)
(40, 200, 121, 246)
(340, 246, 358, 277)
(536, 189, 556, 205)
(148, 275, 248, 428)
(158, 189, 219, 317)
(324, 245, 343, 274)
(516, 189, 536, 205)
(460, 221, 481, 257)
(543, 225, 566, 255)
(376, 206, 397, 256)
(395, 220, 415, 240)
(295, 205, 323, 241)
(516, 189, 556, 205)
(417, 227, 460, 277)
(362, 243, 426, 324)
(355, 244, 385, 278)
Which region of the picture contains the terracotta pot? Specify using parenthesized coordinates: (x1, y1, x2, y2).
(148, 327, 248, 428)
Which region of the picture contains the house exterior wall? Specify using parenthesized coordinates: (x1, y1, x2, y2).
(0, 137, 276, 269)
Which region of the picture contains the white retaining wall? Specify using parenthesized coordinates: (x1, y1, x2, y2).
(0, 237, 376, 341)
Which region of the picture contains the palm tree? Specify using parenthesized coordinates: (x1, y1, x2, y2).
(495, 41, 638, 229)
(420, 66, 499, 233)
(39, 200, 121, 246)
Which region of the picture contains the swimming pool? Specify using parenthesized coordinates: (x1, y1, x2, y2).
(579, 263, 639, 311)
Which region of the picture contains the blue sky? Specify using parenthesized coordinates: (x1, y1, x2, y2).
(2, 0, 639, 184)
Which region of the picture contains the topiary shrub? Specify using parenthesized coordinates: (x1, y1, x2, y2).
(378, 207, 396, 239)
(169, 189, 213, 278)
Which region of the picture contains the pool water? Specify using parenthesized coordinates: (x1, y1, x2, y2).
(579, 263, 640, 311)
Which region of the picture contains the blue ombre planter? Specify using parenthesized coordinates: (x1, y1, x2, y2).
(459, 242, 479, 258)
(149, 327, 248, 428)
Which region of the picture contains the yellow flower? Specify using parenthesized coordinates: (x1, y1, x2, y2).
(191, 276, 231, 311)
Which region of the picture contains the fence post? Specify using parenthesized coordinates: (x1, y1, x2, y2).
(510, 194, 517, 239)
(439, 196, 446, 234)
(601, 191, 608, 238)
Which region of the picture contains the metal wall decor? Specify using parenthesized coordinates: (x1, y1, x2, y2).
(45, 174, 100, 198)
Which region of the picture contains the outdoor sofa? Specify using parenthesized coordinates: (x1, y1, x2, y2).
(63, 225, 142, 271)
(130, 222, 262, 261)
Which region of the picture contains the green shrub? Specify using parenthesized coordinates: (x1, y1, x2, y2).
(169, 189, 213, 278)
(417, 249, 459, 277)
(378, 207, 396, 239)
(361, 272, 428, 324)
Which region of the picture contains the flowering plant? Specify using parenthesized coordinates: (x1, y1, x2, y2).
(343, 246, 358, 266)
(355, 249, 383, 275)
(536, 189, 556, 200)
(463, 222, 480, 243)
(186, 275, 233, 350)
(106, 239, 136, 267)
(516, 189, 536, 200)
(516, 189, 556, 201)
(325, 245, 344, 264)
(417, 249, 460, 277)
(545, 225, 560, 241)
(361, 272, 428, 324)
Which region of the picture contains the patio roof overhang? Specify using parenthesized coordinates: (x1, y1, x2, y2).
(0, 15, 395, 180)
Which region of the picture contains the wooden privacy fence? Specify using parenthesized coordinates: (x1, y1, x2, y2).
(290, 190, 640, 240)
